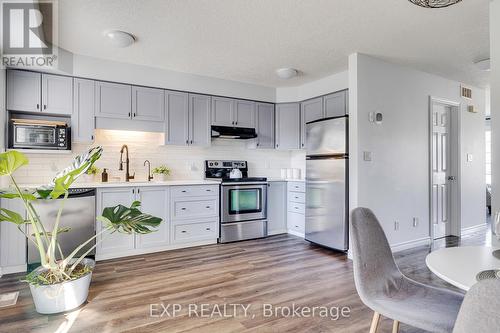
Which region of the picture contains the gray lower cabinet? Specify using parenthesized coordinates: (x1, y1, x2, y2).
(211, 96, 234, 126)
(6, 70, 41, 112)
(72, 78, 96, 143)
(287, 182, 306, 235)
(41, 73, 73, 115)
(135, 187, 170, 250)
(255, 103, 274, 149)
(275, 103, 300, 150)
(96, 186, 170, 259)
(324, 90, 347, 118)
(95, 81, 132, 119)
(132, 86, 165, 122)
(189, 94, 211, 146)
(96, 188, 136, 257)
(0, 198, 27, 274)
(300, 97, 323, 149)
(165, 91, 189, 145)
(267, 182, 287, 235)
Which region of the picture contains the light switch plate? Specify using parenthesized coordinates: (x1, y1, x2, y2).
(467, 153, 473, 162)
(363, 151, 372, 161)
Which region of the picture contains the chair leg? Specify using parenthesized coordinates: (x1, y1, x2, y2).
(369, 312, 381, 333)
(392, 320, 400, 333)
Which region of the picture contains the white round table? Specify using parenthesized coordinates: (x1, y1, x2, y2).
(425, 246, 500, 291)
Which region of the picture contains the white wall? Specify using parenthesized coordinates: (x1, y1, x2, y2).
(349, 53, 485, 247)
(491, 0, 500, 217)
(71, 55, 276, 102)
(12, 130, 292, 185)
(275, 71, 348, 103)
(0, 68, 6, 188)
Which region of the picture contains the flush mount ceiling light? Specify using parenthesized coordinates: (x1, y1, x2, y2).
(276, 68, 299, 80)
(104, 30, 136, 48)
(408, 0, 462, 8)
(474, 58, 491, 72)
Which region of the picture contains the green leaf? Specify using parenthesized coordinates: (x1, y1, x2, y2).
(98, 201, 162, 235)
(0, 151, 28, 176)
(31, 226, 71, 238)
(37, 146, 103, 199)
(0, 189, 37, 201)
(0, 208, 27, 225)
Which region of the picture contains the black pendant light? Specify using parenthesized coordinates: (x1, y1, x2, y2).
(408, 0, 462, 8)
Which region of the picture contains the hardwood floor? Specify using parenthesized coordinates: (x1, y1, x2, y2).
(0, 222, 490, 333)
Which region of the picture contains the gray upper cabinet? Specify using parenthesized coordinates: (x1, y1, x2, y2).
(300, 97, 323, 149)
(324, 90, 347, 118)
(132, 86, 165, 122)
(211, 97, 234, 126)
(255, 103, 274, 149)
(41, 74, 73, 115)
(189, 94, 211, 146)
(7, 70, 42, 112)
(95, 81, 132, 119)
(72, 78, 95, 143)
(165, 91, 189, 145)
(275, 103, 300, 150)
(234, 100, 255, 128)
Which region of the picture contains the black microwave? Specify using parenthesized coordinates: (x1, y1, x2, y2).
(8, 121, 71, 150)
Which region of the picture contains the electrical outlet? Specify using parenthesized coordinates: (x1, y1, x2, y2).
(363, 151, 372, 162)
(413, 217, 419, 227)
(394, 221, 399, 231)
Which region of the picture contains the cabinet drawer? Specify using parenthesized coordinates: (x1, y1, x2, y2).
(171, 185, 219, 198)
(287, 182, 305, 193)
(287, 212, 305, 233)
(173, 221, 218, 243)
(288, 202, 305, 214)
(288, 192, 305, 203)
(172, 198, 218, 220)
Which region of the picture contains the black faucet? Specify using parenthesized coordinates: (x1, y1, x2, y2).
(144, 160, 153, 181)
(119, 144, 135, 182)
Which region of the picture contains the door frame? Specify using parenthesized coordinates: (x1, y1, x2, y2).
(429, 96, 462, 239)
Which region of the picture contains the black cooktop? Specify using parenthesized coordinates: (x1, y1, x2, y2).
(219, 177, 267, 183)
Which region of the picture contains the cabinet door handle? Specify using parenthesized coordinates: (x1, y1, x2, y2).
(91, 135, 94, 140)
(256, 143, 259, 147)
(181, 190, 187, 193)
(205, 206, 210, 209)
(190, 140, 193, 144)
(205, 189, 211, 192)
(181, 230, 187, 233)
(206, 228, 211, 231)
(181, 207, 186, 210)
(128, 112, 131, 117)
(43, 104, 47, 110)
(235, 121, 238, 125)
(137, 188, 140, 194)
(132, 189, 135, 194)
(36, 103, 40, 110)
(133, 113, 136, 117)
(186, 140, 189, 144)
(276, 144, 279, 148)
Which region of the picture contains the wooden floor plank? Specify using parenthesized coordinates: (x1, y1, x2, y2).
(0, 223, 490, 333)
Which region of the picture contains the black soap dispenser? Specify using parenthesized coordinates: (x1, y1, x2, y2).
(101, 168, 108, 183)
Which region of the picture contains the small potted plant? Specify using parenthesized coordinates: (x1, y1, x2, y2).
(0, 147, 162, 314)
(152, 165, 170, 181)
(82, 165, 100, 182)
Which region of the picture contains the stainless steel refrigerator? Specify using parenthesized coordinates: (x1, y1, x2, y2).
(305, 116, 348, 251)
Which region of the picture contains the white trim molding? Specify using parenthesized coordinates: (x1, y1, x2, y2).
(391, 237, 431, 253)
(461, 223, 488, 235)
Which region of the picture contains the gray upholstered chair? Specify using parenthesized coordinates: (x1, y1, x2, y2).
(350, 208, 464, 333)
(453, 278, 500, 333)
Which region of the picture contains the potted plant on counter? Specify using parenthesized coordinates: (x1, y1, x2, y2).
(152, 165, 171, 181)
(82, 164, 101, 182)
(0, 147, 162, 314)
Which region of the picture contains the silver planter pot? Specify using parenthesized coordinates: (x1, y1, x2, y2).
(29, 258, 95, 314)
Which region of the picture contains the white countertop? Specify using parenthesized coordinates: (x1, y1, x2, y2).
(16, 179, 221, 189)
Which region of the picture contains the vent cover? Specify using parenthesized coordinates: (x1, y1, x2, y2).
(461, 86, 472, 99)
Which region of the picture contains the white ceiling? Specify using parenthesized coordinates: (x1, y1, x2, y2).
(58, 0, 490, 88)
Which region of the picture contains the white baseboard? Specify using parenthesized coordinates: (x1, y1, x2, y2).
(391, 237, 431, 253)
(0, 264, 27, 275)
(461, 224, 488, 235)
(268, 229, 288, 236)
(96, 239, 217, 261)
(287, 229, 305, 238)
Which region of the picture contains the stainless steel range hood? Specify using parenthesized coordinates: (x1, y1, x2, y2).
(211, 126, 257, 139)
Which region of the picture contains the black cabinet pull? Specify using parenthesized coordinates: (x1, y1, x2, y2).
(128, 112, 131, 117)
(181, 230, 187, 233)
(186, 140, 189, 144)
(206, 228, 211, 231)
(190, 140, 193, 144)
(133, 113, 136, 117)
(181, 207, 186, 210)
(235, 121, 238, 125)
(181, 190, 187, 193)
(205, 189, 211, 192)
(205, 206, 210, 209)
(43, 105, 47, 110)
(91, 135, 94, 140)
(132, 189, 135, 194)
(36, 103, 40, 110)
(137, 188, 140, 194)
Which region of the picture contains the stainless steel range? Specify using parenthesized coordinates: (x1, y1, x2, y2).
(205, 160, 267, 243)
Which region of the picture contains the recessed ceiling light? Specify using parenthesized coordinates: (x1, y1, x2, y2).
(104, 30, 136, 48)
(276, 68, 299, 80)
(474, 58, 491, 72)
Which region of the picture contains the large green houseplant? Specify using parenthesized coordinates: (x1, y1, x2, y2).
(0, 147, 162, 314)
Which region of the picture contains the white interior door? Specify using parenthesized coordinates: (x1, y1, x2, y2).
(431, 103, 452, 239)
